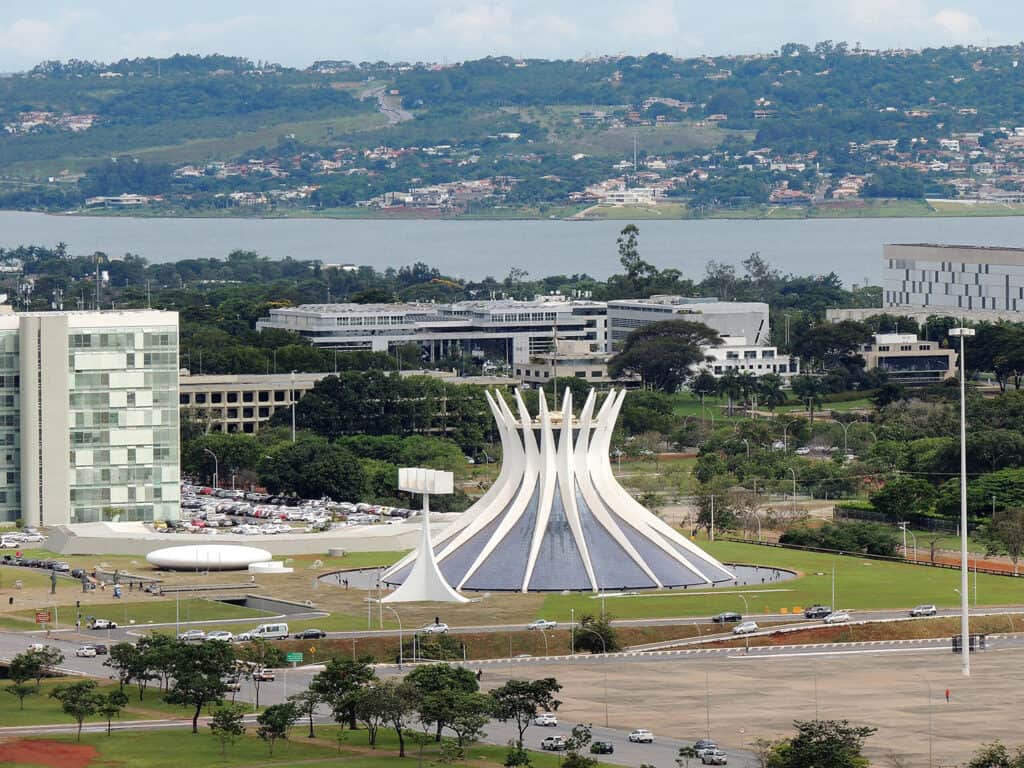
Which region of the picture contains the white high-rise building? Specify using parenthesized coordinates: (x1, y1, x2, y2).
(0, 309, 179, 525)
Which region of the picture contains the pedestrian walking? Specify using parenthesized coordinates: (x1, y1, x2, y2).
(945, 688, 951, 703)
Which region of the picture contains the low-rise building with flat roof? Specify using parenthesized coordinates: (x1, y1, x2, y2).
(859, 333, 957, 384)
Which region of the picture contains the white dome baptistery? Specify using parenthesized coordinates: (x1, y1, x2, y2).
(146, 544, 273, 571)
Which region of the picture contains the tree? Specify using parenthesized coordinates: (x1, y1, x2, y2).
(490, 678, 563, 746)
(6, 681, 36, 710)
(983, 508, 1024, 575)
(310, 657, 377, 730)
(790, 376, 827, 422)
(209, 703, 247, 757)
(137, 634, 177, 693)
(240, 638, 283, 708)
(165, 639, 235, 734)
(50, 681, 102, 742)
(757, 374, 787, 411)
(690, 370, 719, 414)
(444, 691, 494, 746)
(767, 720, 876, 768)
(353, 681, 391, 747)
(609, 320, 722, 393)
(98, 689, 129, 735)
(677, 745, 699, 768)
(406, 663, 478, 741)
(870, 475, 936, 519)
(105, 642, 157, 700)
(966, 741, 1024, 768)
(380, 679, 419, 758)
(574, 613, 620, 653)
(257, 702, 298, 756)
(288, 689, 321, 739)
(20, 646, 64, 690)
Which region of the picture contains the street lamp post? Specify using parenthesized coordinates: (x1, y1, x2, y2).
(290, 370, 297, 442)
(782, 420, 798, 451)
(741, 438, 750, 459)
(787, 467, 797, 514)
(203, 448, 219, 490)
(898, 523, 918, 563)
(839, 421, 855, 455)
(386, 606, 403, 669)
(738, 594, 750, 652)
(950, 325, 975, 677)
(575, 627, 609, 727)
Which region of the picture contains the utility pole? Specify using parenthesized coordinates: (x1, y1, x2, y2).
(710, 495, 715, 542)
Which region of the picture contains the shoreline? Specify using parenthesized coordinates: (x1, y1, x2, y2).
(22, 198, 1024, 223)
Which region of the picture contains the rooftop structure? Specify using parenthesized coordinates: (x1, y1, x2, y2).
(383, 388, 733, 592)
(699, 337, 800, 379)
(256, 296, 607, 366)
(606, 296, 771, 349)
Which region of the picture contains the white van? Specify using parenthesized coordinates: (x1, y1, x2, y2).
(249, 622, 289, 640)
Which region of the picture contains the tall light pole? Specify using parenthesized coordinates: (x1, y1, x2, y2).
(575, 627, 609, 727)
(290, 370, 297, 442)
(386, 606, 403, 669)
(782, 420, 798, 451)
(203, 448, 219, 490)
(788, 467, 797, 514)
(950, 325, 975, 677)
(741, 438, 750, 459)
(839, 421, 855, 455)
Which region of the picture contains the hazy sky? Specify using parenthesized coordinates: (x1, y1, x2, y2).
(0, 1, 1014, 71)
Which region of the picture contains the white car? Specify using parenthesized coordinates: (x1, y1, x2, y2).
(75, 646, 97, 657)
(526, 619, 557, 631)
(628, 729, 654, 743)
(910, 604, 937, 617)
(421, 622, 449, 634)
(732, 621, 759, 635)
(0, 537, 20, 549)
(206, 630, 234, 642)
(534, 712, 558, 726)
(17, 533, 44, 543)
(794, 447, 811, 455)
(178, 629, 207, 641)
(823, 611, 851, 624)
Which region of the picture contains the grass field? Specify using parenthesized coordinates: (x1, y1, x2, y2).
(0, 679, 202, 728)
(540, 539, 1024, 622)
(13, 597, 271, 629)
(0, 726, 608, 768)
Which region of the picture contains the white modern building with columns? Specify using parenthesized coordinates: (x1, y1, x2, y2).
(0, 309, 179, 525)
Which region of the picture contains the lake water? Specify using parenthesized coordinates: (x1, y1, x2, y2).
(3, 211, 1024, 285)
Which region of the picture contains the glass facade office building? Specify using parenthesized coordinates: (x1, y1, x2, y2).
(0, 310, 179, 525)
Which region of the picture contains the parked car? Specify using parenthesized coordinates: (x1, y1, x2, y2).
(910, 604, 937, 617)
(628, 729, 654, 743)
(294, 628, 328, 640)
(590, 741, 614, 755)
(804, 605, 833, 619)
(178, 629, 206, 642)
(712, 612, 742, 624)
(75, 646, 97, 657)
(252, 668, 275, 682)
(534, 713, 558, 726)
(732, 621, 759, 635)
(541, 736, 567, 751)
(702, 749, 729, 765)
(206, 631, 234, 642)
(526, 619, 557, 631)
(823, 611, 851, 624)
(18, 532, 44, 543)
(89, 618, 117, 630)
(794, 447, 811, 455)
(694, 739, 718, 754)
(421, 622, 449, 634)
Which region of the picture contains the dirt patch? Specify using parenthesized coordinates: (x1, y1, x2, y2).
(0, 739, 98, 768)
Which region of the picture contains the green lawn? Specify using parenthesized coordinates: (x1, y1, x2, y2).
(0, 726, 608, 768)
(540, 540, 1024, 621)
(0, 679, 201, 727)
(13, 597, 272, 629)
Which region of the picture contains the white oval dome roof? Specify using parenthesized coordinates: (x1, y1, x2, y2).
(146, 544, 273, 571)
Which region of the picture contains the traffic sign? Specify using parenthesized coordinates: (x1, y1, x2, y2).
(309, 646, 316, 655)
(35, 611, 51, 624)
(286, 652, 303, 663)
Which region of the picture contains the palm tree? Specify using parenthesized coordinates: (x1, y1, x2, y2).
(717, 370, 742, 417)
(757, 373, 786, 412)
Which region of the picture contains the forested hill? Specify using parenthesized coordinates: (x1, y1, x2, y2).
(3, 45, 1024, 214)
